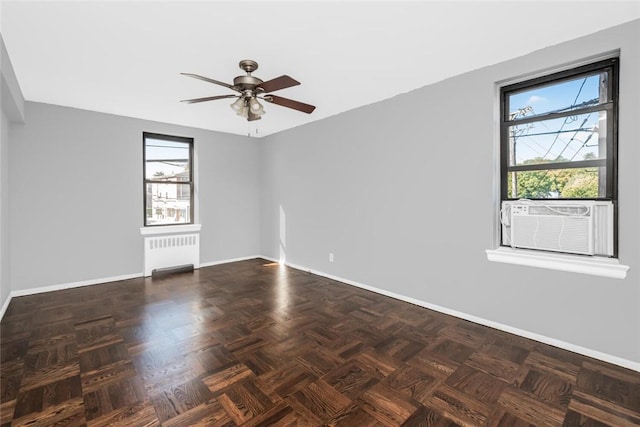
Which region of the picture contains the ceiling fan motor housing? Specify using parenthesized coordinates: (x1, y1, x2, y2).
(234, 60, 264, 94)
(233, 75, 264, 93)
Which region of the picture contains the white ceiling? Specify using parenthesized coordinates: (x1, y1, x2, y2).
(2, 1, 639, 138)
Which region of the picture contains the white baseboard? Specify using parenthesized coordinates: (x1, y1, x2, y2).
(268, 256, 640, 373)
(0, 292, 12, 321)
(199, 255, 263, 268)
(9, 272, 144, 299)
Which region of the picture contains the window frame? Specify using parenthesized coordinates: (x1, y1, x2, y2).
(499, 57, 619, 256)
(143, 132, 194, 227)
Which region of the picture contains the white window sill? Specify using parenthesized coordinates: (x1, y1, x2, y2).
(140, 224, 202, 236)
(486, 247, 629, 279)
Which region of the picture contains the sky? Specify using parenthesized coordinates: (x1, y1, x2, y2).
(507, 72, 604, 165)
(145, 138, 190, 179)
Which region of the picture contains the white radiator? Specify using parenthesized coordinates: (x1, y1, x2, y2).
(143, 233, 199, 277)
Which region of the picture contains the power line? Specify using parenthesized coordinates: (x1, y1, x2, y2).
(556, 115, 591, 159)
(512, 98, 597, 161)
(513, 126, 594, 139)
(541, 77, 588, 159)
(569, 131, 596, 161)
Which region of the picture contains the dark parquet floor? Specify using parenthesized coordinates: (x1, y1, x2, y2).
(1, 258, 639, 426)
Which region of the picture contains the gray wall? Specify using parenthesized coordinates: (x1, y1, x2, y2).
(0, 109, 8, 309)
(1, 32, 23, 311)
(9, 102, 260, 291)
(261, 20, 640, 363)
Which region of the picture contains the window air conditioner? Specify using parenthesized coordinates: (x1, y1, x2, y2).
(501, 200, 614, 256)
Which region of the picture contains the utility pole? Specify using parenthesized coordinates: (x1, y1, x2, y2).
(598, 72, 607, 197)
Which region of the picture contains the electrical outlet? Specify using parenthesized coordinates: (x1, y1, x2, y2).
(329, 252, 334, 263)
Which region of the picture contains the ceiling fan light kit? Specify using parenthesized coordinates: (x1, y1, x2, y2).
(230, 96, 245, 113)
(248, 97, 264, 116)
(181, 60, 315, 122)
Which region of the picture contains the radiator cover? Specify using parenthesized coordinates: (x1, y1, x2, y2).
(141, 226, 201, 277)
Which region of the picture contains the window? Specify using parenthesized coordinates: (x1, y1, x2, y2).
(143, 132, 194, 226)
(499, 58, 619, 257)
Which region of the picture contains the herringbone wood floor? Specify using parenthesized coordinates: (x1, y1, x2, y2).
(1, 258, 639, 426)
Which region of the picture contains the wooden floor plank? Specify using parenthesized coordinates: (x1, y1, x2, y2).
(151, 377, 214, 422)
(290, 379, 352, 422)
(85, 401, 160, 427)
(359, 382, 419, 426)
(1, 258, 639, 426)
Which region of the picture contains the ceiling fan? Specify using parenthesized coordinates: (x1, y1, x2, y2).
(181, 60, 316, 121)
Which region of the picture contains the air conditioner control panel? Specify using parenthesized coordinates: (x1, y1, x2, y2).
(510, 205, 529, 215)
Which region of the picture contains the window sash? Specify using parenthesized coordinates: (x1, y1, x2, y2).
(506, 159, 606, 173)
(500, 58, 618, 201)
(143, 132, 194, 227)
(502, 103, 611, 127)
(501, 59, 616, 111)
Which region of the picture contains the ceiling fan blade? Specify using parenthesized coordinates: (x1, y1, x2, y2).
(180, 94, 238, 104)
(265, 95, 316, 114)
(181, 73, 238, 91)
(257, 75, 300, 93)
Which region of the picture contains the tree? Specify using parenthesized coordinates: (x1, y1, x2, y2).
(561, 170, 598, 198)
(512, 157, 567, 198)
(511, 156, 598, 198)
(514, 169, 556, 198)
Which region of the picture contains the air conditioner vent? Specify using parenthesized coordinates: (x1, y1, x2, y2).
(527, 205, 589, 216)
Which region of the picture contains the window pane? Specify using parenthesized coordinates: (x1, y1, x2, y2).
(145, 183, 191, 225)
(145, 138, 190, 181)
(507, 167, 604, 199)
(508, 72, 606, 120)
(508, 111, 605, 166)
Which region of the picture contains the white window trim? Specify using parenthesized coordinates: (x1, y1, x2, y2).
(140, 224, 201, 236)
(486, 51, 629, 279)
(143, 132, 197, 228)
(486, 247, 628, 279)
